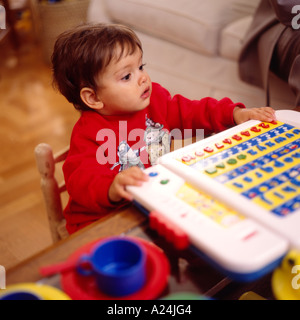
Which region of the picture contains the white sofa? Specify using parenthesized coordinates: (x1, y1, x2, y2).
(87, 0, 296, 110)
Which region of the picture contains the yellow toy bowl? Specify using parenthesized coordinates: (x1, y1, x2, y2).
(0, 283, 70, 300)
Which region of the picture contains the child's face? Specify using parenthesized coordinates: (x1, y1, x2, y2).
(96, 46, 152, 116)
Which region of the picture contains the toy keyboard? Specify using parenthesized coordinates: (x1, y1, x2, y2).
(127, 110, 300, 281)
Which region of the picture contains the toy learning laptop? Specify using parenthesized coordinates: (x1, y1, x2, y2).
(127, 110, 300, 282)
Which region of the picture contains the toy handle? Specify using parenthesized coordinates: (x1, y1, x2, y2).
(76, 254, 94, 276)
(40, 260, 76, 276)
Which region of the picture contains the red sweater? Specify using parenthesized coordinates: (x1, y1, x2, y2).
(63, 83, 244, 233)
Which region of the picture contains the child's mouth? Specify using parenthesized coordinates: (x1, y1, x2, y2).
(141, 87, 150, 99)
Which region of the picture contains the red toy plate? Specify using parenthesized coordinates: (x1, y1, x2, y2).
(61, 237, 170, 300)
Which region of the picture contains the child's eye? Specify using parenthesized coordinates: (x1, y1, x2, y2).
(139, 63, 146, 71)
(122, 74, 131, 81)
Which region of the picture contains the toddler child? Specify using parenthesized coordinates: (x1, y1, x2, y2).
(52, 23, 276, 233)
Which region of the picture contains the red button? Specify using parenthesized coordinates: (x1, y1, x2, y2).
(241, 131, 250, 136)
(195, 150, 204, 157)
(250, 126, 261, 132)
(258, 123, 269, 129)
(182, 155, 191, 162)
(223, 138, 232, 144)
(204, 147, 214, 153)
(232, 134, 242, 141)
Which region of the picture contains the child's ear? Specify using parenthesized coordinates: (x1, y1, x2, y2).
(80, 87, 104, 110)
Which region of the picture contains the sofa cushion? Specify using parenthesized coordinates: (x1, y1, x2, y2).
(103, 0, 260, 56)
(220, 15, 253, 61)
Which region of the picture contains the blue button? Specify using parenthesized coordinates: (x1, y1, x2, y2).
(292, 152, 300, 158)
(274, 161, 284, 167)
(273, 192, 284, 199)
(293, 129, 300, 134)
(257, 145, 267, 151)
(291, 179, 300, 187)
(233, 182, 244, 189)
(247, 150, 257, 156)
(265, 141, 275, 147)
(149, 172, 158, 177)
(282, 186, 296, 192)
(260, 195, 273, 205)
(275, 137, 286, 143)
(255, 172, 263, 178)
(286, 133, 294, 138)
(261, 166, 274, 173)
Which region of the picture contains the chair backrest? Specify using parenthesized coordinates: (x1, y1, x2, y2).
(35, 143, 69, 243)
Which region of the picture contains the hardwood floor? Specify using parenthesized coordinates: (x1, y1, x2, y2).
(0, 37, 79, 269)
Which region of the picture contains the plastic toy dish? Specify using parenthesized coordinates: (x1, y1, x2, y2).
(76, 237, 147, 297)
(0, 283, 70, 300)
(61, 236, 170, 300)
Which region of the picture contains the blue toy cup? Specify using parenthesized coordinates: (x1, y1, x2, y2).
(76, 237, 146, 297)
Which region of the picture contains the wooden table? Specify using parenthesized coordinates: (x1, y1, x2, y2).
(6, 205, 275, 300)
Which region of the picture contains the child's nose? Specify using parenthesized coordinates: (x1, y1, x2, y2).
(138, 73, 147, 85)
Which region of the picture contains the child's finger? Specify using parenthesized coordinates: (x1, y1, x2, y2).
(262, 108, 276, 120)
(252, 108, 276, 122)
(117, 187, 134, 201)
(127, 167, 149, 181)
(117, 172, 146, 187)
(123, 175, 144, 187)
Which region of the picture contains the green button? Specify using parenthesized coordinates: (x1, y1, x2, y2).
(160, 179, 170, 185)
(205, 167, 217, 174)
(227, 158, 237, 165)
(237, 154, 246, 160)
(216, 163, 225, 169)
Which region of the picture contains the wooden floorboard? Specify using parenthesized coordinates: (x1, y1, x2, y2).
(0, 35, 79, 269)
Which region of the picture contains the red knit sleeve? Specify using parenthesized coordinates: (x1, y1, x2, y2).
(150, 83, 245, 136)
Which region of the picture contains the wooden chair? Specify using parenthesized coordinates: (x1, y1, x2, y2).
(35, 143, 70, 243)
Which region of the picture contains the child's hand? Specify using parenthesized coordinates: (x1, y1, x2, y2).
(108, 166, 149, 203)
(233, 107, 276, 125)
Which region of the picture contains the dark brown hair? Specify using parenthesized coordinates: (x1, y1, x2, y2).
(51, 23, 143, 111)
